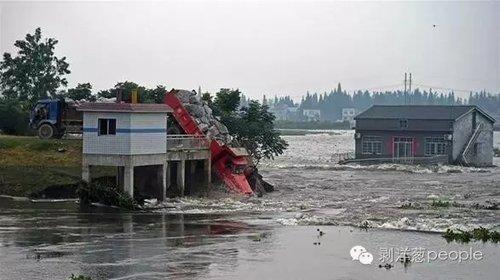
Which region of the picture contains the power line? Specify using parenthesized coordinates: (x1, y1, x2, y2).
(412, 83, 478, 93)
(355, 83, 404, 92)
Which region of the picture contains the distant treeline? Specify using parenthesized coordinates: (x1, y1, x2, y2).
(265, 83, 500, 121)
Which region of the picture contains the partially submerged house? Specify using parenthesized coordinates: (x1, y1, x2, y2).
(353, 105, 495, 166)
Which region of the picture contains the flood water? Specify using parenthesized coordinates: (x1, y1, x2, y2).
(0, 131, 499, 279)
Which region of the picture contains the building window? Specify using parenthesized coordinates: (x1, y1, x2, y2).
(399, 119, 408, 129)
(98, 118, 116, 135)
(425, 137, 446, 156)
(362, 136, 382, 155)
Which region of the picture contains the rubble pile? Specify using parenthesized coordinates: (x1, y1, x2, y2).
(175, 90, 232, 144)
(174, 89, 274, 196)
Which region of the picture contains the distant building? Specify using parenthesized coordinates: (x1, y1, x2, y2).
(287, 106, 299, 121)
(354, 105, 495, 166)
(271, 105, 300, 121)
(302, 109, 321, 122)
(341, 108, 356, 128)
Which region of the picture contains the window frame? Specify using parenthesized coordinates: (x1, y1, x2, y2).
(98, 118, 117, 136)
(424, 136, 447, 156)
(399, 119, 408, 129)
(362, 136, 382, 155)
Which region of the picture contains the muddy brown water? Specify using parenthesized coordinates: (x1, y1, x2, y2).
(0, 131, 499, 279)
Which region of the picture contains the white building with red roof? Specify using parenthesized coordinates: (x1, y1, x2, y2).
(78, 103, 173, 200)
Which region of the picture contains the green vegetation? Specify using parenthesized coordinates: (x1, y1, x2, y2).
(205, 89, 288, 163)
(443, 227, 500, 243)
(0, 98, 31, 135)
(77, 181, 139, 210)
(0, 135, 112, 198)
(399, 201, 423, 209)
(431, 199, 451, 208)
(270, 85, 500, 122)
(69, 275, 92, 280)
(0, 27, 70, 108)
(66, 83, 95, 101)
(97, 81, 167, 104)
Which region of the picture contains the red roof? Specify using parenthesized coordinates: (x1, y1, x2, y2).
(77, 102, 172, 113)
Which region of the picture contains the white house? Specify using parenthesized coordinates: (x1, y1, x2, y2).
(78, 103, 172, 200)
(302, 109, 321, 121)
(341, 108, 356, 128)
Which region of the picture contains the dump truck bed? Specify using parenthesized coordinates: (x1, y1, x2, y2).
(164, 90, 253, 195)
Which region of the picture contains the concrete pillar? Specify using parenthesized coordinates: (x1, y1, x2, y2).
(189, 161, 196, 175)
(177, 160, 186, 196)
(124, 165, 134, 198)
(116, 166, 124, 190)
(82, 164, 91, 182)
(166, 161, 171, 193)
(162, 162, 168, 201)
(204, 159, 211, 191)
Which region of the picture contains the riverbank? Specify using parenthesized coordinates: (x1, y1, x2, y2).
(0, 136, 112, 198)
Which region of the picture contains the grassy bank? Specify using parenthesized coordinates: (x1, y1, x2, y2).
(0, 136, 111, 198)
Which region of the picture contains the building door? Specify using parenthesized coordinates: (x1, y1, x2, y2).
(393, 137, 414, 158)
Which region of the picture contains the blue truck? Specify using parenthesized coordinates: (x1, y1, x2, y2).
(29, 99, 83, 139)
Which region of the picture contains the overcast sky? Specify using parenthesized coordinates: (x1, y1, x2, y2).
(1, 0, 499, 100)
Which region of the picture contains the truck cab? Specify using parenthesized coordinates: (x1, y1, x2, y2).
(30, 99, 64, 139)
(30, 99, 84, 139)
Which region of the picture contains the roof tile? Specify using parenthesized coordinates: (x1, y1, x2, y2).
(77, 103, 172, 113)
(355, 105, 494, 122)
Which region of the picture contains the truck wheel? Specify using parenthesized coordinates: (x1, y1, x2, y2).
(38, 124, 55, 139)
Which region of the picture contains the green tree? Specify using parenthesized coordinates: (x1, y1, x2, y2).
(0, 27, 70, 107)
(211, 89, 288, 163)
(142, 85, 167, 103)
(0, 98, 30, 135)
(66, 83, 95, 101)
(234, 101, 288, 163)
(213, 88, 241, 116)
(97, 81, 143, 101)
(97, 81, 166, 103)
(201, 92, 213, 107)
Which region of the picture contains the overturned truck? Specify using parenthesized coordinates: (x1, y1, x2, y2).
(164, 89, 273, 196)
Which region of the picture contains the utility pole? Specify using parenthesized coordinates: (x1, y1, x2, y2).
(404, 73, 407, 105)
(409, 73, 412, 96)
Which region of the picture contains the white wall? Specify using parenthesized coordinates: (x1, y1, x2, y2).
(83, 112, 167, 155)
(130, 114, 167, 154)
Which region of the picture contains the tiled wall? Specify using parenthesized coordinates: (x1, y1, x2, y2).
(130, 114, 167, 154)
(83, 112, 167, 155)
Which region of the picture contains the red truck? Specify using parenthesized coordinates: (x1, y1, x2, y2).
(164, 90, 254, 195)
